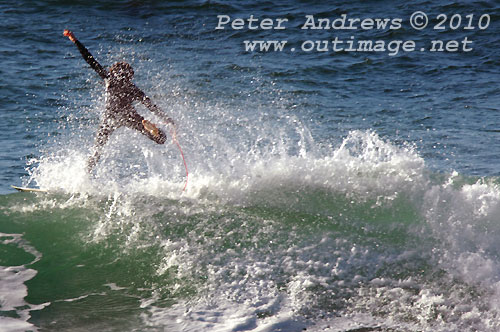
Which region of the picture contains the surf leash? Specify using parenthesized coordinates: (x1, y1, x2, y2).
(144, 119, 188, 192)
(170, 127, 189, 192)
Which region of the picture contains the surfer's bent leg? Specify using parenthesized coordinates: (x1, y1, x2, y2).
(124, 112, 167, 144)
(87, 122, 115, 173)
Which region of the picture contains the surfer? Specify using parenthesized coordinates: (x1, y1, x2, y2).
(63, 29, 175, 173)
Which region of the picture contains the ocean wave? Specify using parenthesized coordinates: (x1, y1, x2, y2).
(4, 129, 498, 331)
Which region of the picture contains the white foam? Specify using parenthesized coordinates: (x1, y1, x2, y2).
(423, 176, 500, 321)
(26, 129, 426, 207)
(0, 233, 48, 332)
(23, 124, 500, 330)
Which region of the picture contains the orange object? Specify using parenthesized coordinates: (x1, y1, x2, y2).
(142, 119, 160, 138)
(63, 29, 76, 42)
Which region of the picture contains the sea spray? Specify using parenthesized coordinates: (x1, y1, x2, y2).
(6, 127, 500, 331)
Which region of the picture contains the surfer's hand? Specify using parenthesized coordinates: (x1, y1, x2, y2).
(63, 29, 76, 43)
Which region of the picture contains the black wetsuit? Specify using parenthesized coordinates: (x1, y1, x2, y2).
(73, 40, 171, 172)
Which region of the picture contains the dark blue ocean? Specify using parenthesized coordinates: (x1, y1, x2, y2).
(1, 1, 500, 331)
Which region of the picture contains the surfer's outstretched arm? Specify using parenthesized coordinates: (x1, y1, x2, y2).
(63, 29, 108, 80)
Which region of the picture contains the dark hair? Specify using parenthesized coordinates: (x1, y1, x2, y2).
(110, 61, 134, 80)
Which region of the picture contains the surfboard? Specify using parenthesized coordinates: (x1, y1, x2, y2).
(11, 185, 48, 193)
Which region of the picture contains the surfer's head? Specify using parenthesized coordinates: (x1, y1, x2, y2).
(110, 61, 134, 81)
